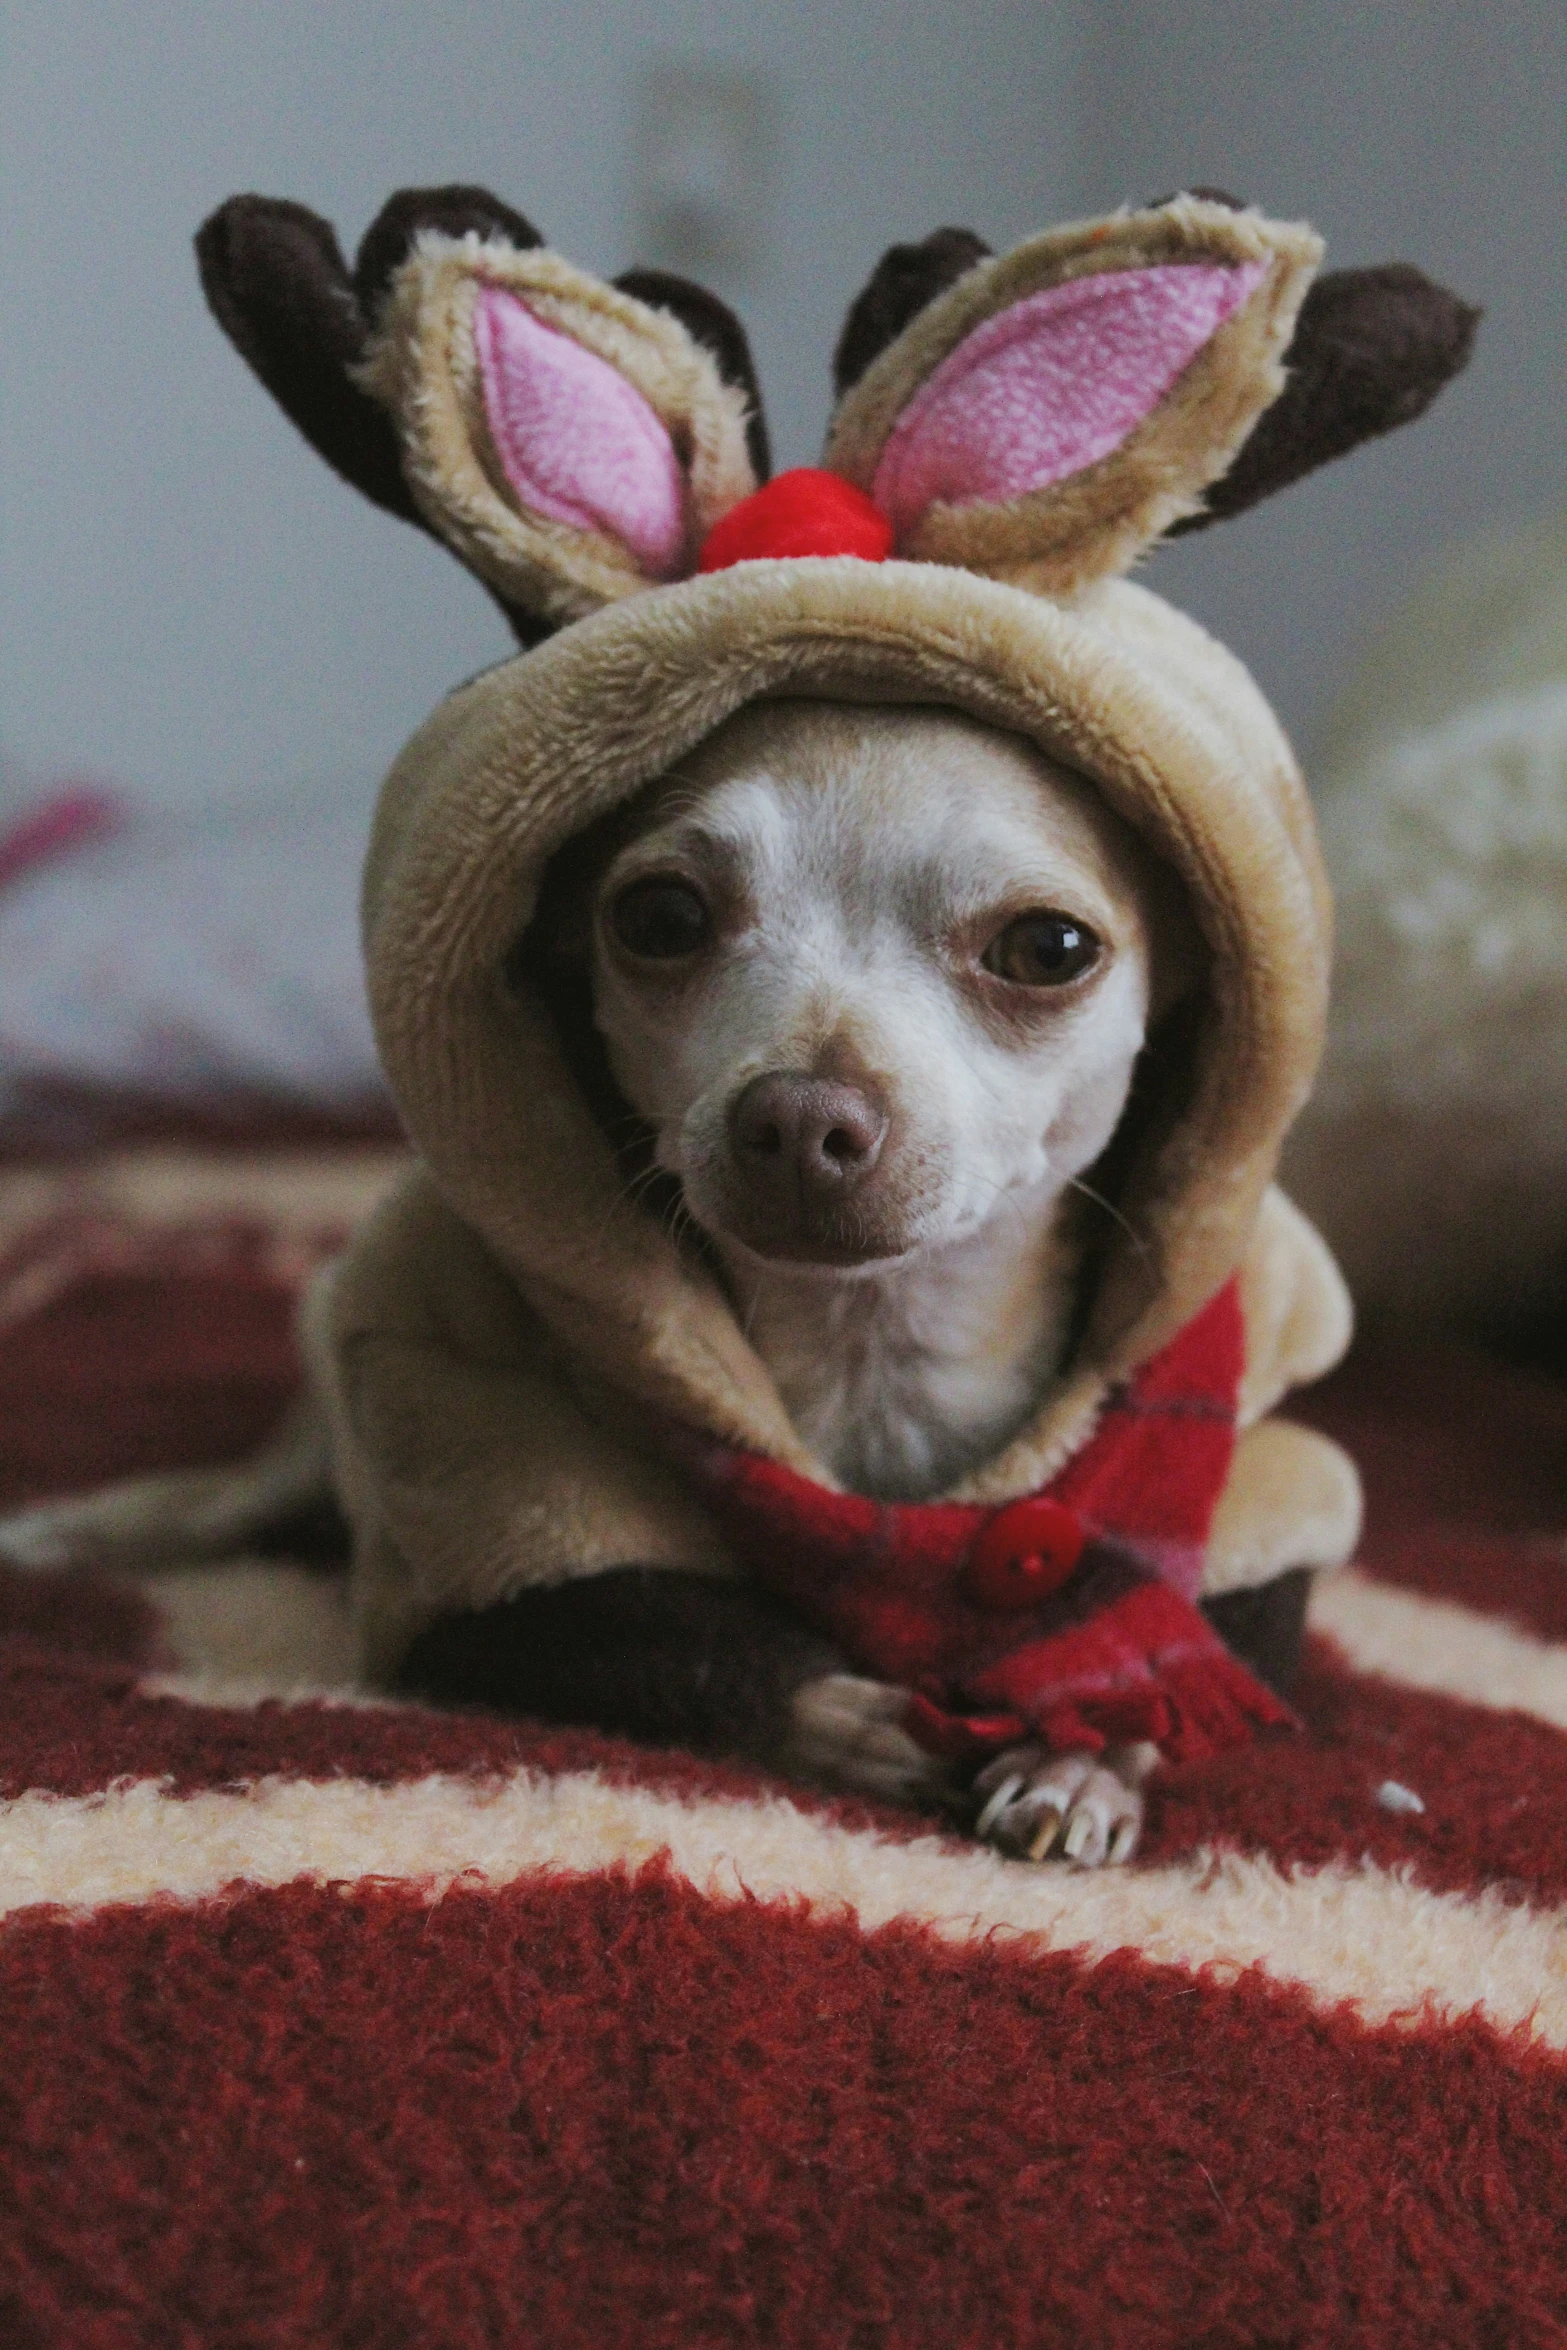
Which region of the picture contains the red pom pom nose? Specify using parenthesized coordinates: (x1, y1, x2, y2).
(698, 469, 894, 572)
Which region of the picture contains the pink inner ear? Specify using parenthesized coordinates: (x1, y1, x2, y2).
(872, 261, 1267, 543)
(474, 285, 687, 577)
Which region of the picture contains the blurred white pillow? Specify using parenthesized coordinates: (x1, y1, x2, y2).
(1285, 518, 1567, 1333)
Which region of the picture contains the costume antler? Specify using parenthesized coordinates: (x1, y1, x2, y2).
(1168, 261, 1479, 532)
(833, 228, 994, 399)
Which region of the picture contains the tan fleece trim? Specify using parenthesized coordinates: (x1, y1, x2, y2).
(358, 233, 758, 626)
(1236, 1188, 1354, 1429)
(946, 1365, 1109, 1509)
(7, 1769, 1564, 2046)
(1203, 1419, 1362, 1597)
(363, 561, 1331, 1480)
(317, 1173, 743, 1677)
(960, 1186, 1352, 1511)
(1084, 580, 1334, 955)
(824, 199, 1321, 593)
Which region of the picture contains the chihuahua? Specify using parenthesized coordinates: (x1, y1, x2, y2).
(547, 695, 1194, 1865)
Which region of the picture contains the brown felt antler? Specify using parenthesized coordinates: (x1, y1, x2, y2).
(614, 270, 772, 483)
(1169, 262, 1480, 531)
(196, 195, 420, 525)
(832, 227, 994, 400)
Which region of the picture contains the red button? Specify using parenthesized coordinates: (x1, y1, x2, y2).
(964, 1498, 1085, 1612)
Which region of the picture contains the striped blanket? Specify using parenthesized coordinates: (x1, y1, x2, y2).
(3, 1143, 1566, 2347)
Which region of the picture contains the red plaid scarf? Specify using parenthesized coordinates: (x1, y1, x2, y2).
(687, 1280, 1294, 1766)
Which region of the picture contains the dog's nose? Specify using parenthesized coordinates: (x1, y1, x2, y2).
(728, 1072, 888, 1203)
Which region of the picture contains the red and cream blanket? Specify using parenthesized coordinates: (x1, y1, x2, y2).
(4, 1142, 1567, 2348)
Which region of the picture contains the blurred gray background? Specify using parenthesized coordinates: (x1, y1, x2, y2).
(4, 0, 1564, 815)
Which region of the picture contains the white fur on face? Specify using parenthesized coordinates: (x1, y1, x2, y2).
(590, 700, 1168, 1270)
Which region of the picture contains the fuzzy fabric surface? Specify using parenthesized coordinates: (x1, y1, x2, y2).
(3, 1140, 1567, 2347)
(1285, 518, 1567, 1340)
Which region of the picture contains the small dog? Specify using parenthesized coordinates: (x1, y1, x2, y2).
(0, 697, 1194, 1867)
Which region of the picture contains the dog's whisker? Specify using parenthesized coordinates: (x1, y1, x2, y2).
(1067, 1175, 1153, 1267)
(580, 1159, 677, 1254)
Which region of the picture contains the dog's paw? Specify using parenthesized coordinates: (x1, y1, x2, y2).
(784, 1673, 953, 1805)
(970, 1741, 1153, 1867)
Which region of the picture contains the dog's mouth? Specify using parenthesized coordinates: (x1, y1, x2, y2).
(709, 1217, 924, 1274)
(679, 1154, 935, 1274)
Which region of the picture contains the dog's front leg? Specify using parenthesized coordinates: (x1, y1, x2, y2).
(396, 1569, 956, 1810)
(970, 1740, 1159, 1867)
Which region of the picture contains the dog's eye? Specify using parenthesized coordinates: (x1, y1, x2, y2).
(982, 913, 1100, 988)
(609, 877, 712, 960)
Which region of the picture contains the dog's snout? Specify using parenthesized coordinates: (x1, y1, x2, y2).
(729, 1073, 888, 1202)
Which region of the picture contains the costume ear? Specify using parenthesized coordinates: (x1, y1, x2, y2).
(823, 197, 1321, 593)
(357, 234, 762, 629)
(197, 187, 556, 645)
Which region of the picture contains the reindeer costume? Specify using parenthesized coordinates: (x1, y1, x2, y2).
(197, 186, 1473, 1774)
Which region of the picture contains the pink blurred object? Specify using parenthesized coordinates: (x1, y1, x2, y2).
(0, 787, 126, 893)
(0, 784, 391, 1153)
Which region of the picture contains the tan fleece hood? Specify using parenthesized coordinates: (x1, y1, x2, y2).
(363, 556, 1334, 1431)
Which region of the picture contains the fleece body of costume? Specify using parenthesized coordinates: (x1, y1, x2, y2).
(175, 179, 1475, 1764)
(316, 558, 1360, 1754)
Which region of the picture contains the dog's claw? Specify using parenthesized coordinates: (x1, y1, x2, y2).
(974, 1775, 1026, 1840)
(1062, 1810, 1094, 1863)
(971, 1741, 1147, 1868)
(1026, 1807, 1065, 1862)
